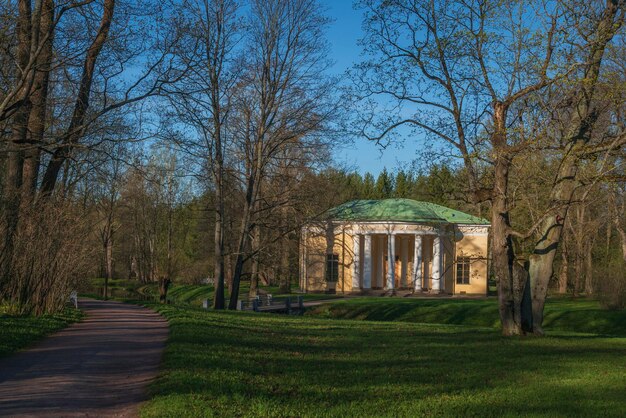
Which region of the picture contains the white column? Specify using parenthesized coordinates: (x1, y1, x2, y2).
(431, 235, 442, 293)
(400, 236, 408, 288)
(385, 233, 395, 290)
(352, 234, 360, 290)
(363, 234, 372, 289)
(413, 235, 422, 291)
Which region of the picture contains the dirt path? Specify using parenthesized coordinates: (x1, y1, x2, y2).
(0, 299, 168, 417)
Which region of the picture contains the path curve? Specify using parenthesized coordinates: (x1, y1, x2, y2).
(0, 299, 168, 417)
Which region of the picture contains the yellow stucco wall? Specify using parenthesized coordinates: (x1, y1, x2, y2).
(301, 226, 356, 293)
(453, 232, 489, 295)
(302, 233, 326, 291)
(300, 223, 489, 295)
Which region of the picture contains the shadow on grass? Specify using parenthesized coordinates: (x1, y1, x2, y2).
(141, 304, 626, 417)
(0, 308, 83, 358)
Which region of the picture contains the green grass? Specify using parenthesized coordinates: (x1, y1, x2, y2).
(0, 307, 83, 358)
(165, 284, 217, 306)
(306, 297, 626, 336)
(141, 302, 626, 417)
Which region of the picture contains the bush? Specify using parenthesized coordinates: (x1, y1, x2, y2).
(0, 201, 94, 315)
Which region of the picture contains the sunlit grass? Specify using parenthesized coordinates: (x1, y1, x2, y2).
(141, 302, 626, 417)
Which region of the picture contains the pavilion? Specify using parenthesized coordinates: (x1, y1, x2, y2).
(298, 198, 490, 295)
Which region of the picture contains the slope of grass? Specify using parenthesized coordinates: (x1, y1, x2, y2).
(0, 307, 83, 358)
(164, 284, 217, 306)
(141, 303, 626, 417)
(306, 297, 626, 336)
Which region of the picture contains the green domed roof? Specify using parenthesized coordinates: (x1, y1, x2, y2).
(325, 198, 489, 225)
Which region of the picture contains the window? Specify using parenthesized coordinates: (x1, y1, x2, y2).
(325, 254, 339, 282)
(456, 257, 471, 284)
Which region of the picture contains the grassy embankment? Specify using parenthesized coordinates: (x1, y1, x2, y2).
(0, 307, 83, 358)
(141, 298, 626, 417)
(305, 296, 626, 336)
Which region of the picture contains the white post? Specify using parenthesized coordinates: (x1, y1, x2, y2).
(431, 235, 442, 293)
(363, 234, 372, 289)
(413, 235, 422, 291)
(352, 234, 361, 290)
(386, 234, 395, 290)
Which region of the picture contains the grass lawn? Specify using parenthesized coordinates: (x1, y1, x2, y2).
(0, 307, 83, 358)
(306, 296, 626, 336)
(141, 301, 626, 417)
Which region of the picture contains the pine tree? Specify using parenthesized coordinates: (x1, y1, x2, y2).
(375, 168, 394, 198)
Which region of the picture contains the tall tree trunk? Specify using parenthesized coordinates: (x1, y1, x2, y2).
(212, 184, 225, 308)
(22, 0, 54, 198)
(229, 180, 255, 309)
(248, 208, 260, 298)
(617, 227, 626, 263)
(228, 138, 263, 310)
(2, 0, 33, 293)
(611, 193, 626, 262)
(279, 232, 290, 294)
(528, 146, 580, 332)
(490, 102, 526, 336)
(584, 239, 594, 295)
(211, 86, 226, 308)
(104, 235, 113, 300)
(40, 0, 115, 195)
(558, 246, 569, 294)
(278, 202, 291, 294)
(526, 0, 623, 335)
(575, 206, 585, 295)
(225, 253, 233, 293)
(573, 249, 583, 297)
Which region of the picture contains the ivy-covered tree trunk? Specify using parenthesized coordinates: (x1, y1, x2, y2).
(526, 0, 623, 335)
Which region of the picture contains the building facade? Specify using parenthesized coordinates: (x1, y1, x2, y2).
(299, 199, 490, 295)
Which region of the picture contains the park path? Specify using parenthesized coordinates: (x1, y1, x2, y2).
(0, 299, 168, 417)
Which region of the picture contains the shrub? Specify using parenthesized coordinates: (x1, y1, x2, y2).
(0, 201, 94, 315)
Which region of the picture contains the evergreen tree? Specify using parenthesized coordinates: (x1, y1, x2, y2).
(395, 170, 412, 198)
(346, 172, 364, 200)
(362, 172, 376, 199)
(375, 168, 394, 198)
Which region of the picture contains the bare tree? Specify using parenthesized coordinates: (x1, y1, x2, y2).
(352, 0, 625, 335)
(1, 0, 180, 312)
(226, 0, 333, 309)
(164, 0, 241, 309)
(93, 145, 126, 299)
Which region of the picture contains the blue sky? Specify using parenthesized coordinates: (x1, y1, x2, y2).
(322, 0, 419, 175)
